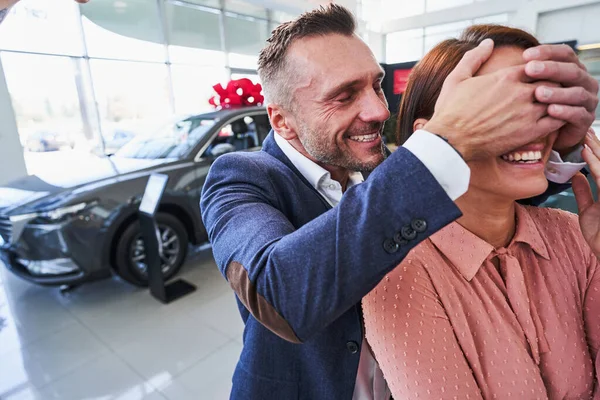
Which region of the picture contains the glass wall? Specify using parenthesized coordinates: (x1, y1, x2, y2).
(360, 0, 491, 24)
(1, 53, 90, 152)
(0, 0, 292, 165)
(386, 28, 424, 63)
(423, 20, 473, 53)
(0, 0, 84, 56)
(385, 13, 509, 63)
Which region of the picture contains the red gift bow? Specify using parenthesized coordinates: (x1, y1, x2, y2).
(209, 78, 264, 108)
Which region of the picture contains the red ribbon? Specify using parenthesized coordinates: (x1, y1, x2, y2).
(209, 78, 264, 109)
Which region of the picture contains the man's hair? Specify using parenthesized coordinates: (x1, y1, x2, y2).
(396, 24, 540, 145)
(258, 4, 356, 109)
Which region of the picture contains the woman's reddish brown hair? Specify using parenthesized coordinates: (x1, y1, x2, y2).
(395, 24, 540, 145)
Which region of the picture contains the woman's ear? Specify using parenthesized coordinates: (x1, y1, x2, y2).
(413, 118, 429, 132)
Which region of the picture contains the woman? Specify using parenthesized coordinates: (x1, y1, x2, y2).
(362, 25, 600, 399)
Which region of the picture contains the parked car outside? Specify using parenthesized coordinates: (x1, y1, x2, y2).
(24, 130, 74, 152)
(0, 106, 271, 287)
(101, 129, 137, 155)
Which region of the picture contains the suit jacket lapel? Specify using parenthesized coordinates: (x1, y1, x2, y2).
(261, 131, 332, 211)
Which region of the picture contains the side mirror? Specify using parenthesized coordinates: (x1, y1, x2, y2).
(210, 143, 236, 157)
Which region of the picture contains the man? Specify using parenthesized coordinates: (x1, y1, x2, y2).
(201, 5, 599, 400)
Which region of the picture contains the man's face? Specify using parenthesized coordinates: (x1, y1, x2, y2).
(285, 34, 390, 173)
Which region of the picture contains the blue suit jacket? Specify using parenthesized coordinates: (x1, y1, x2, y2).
(201, 132, 464, 399)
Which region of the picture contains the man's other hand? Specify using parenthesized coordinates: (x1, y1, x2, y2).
(425, 39, 565, 162)
(524, 44, 599, 156)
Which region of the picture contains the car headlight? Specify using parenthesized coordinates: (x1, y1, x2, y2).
(40, 202, 92, 221)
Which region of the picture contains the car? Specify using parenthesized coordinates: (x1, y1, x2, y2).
(100, 129, 137, 155)
(0, 106, 271, 287)
(24, 130, 74, 152)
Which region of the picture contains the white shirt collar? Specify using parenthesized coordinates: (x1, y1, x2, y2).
(274, 132, 330, 190)
(273, 133, 363, 194)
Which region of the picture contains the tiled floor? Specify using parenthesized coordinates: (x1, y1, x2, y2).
(0, 245, 243, 400)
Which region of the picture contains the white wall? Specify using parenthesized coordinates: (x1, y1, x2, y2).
(0, 59, 27, 186)
(537, 2, 600, 45)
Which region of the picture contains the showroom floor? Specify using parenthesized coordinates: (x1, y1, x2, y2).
(0, 245, 244, 400)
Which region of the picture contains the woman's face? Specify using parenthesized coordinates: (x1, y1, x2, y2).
(459, 46, 558, 201)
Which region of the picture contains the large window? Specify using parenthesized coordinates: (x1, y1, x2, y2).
(80, 0, 165, 62)
(473, 14, 509, 24)
(381, 0, 425, 19)
(171, 65, 228, 115)
(185, 0, 221, 7)
(426, 0, 473, 13)
(226, 0, 268, 19)
(81, 17, 165, 62)
(423, 20, 472, 53)
(386, 28, 424, 63)
(166, 3, 225, 65)
(386, 13, 511, 63)
(225, 14, 269, 70)
(1, 53, 93, 152)
(0, 0, 285, 164)
(271, 10, 297, 23)
(89, 60, 172, 138)
(0, 0, 84, 56)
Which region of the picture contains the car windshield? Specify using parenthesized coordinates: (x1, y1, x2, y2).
(114, 118, 216, 159)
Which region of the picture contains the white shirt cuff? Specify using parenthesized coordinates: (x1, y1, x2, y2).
(402, 130, 470, 201)
(546, 146, 586, 184)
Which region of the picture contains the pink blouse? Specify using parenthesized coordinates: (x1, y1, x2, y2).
(363, 205, 600, 399)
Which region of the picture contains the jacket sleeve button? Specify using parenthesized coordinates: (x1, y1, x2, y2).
(401, 225, 417, 240)
(393, 232, 408, 246)
(411, 218, 427, 233)
(383, 238, 399, 254)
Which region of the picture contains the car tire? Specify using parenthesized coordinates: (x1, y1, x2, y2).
(114, 213, 188, 287)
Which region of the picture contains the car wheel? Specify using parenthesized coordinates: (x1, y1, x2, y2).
(114, 213, 188, 287)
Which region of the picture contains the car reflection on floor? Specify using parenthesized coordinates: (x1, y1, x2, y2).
(0, 244, 243, 400)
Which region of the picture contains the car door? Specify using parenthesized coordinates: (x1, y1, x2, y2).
(184, 110, 270, 242)
(202, 113, 270, 157)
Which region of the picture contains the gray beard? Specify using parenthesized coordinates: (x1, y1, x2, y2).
(298, 124, 386, 173)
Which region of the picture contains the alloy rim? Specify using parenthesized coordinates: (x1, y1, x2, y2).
(130, 224, 180, 277)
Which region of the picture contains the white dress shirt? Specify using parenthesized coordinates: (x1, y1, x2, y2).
(273, 130, 585, 400)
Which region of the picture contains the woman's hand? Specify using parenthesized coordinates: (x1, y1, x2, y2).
(573, 128, 600, 259)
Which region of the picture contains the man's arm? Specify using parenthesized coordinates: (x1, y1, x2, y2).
(524, 45, 599, 154)
(201, 147, 461, 343)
